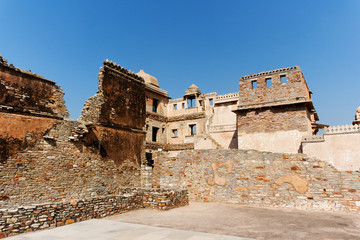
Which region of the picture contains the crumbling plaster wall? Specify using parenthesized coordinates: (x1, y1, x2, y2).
(0, 59, 147, 207)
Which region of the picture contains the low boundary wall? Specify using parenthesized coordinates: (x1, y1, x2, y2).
(0, 188, 188, 238)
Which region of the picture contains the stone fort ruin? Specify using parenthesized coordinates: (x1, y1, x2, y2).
(0, 54, 359, 237)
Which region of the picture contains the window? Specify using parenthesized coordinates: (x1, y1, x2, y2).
(199, 100, 203, 106)
(266, 78, 272, 87)
(280, 75, 287, 84)
(182, 103, 185, 109)
(174, 104, 177, 110)
(209, 99, 213, 105)
(172, 129, 178, 137)
(152, 99, 159, 113)
(187, 98, 196, 108)
(145, 152, 154, 167)
(251, 80, 257, 89)
(189, 124, 197, 135)
(152, 127, 159, 142)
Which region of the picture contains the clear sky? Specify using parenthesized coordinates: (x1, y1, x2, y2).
(0, 0, 359, 126)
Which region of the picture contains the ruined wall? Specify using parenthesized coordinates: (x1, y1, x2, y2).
(0, 56, 69, 163)
(0, 56, 68, 119)
(0, 120, 142, 208)
(153, 150, 360, 213)
(0, 59, 147, 208)
(302, 125, 360, 171)
(80, 60, 146, 166)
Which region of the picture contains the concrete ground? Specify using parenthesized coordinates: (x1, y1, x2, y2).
(7, 202, 360, 240)
(107, 202, 360, 240)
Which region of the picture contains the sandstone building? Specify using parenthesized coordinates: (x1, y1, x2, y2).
(139, 66, 322, 156)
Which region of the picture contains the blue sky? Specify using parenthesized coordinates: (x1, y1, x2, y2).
(0, 0, 359, 126)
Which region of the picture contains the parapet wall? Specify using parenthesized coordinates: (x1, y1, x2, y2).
(0, 188, 188, 238)
(153, 149, 360, 213)
(302, 124, 360, 171)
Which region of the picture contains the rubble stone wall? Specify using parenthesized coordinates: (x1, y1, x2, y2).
(237, 104, 311, 133)
(0, 60, 147, 209)
(153, 149, 360, 213)
(0, 120, 142, 208)
(0, 188, 188, 238)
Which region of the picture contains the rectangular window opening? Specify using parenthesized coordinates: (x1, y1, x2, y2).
(152, 99, 159, 113)
(209, 99, 213, 105)
(251, 80, 257, 89)
(187, 98, 196, 108)
(172, 129, 178, 137)
(152, 127, 159, 142)
(199, 100, 203, 106)
(266, 78, 272, 87)
(189, 124, 197, 135)
(182, 103, 185, 109)
(174, 104, 177, 110)
(280, 75, 287, 84)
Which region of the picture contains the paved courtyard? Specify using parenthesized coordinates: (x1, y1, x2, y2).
(7, 202, 360, 240)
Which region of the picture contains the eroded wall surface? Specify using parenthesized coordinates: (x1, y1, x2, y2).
(0, 59, 147, 208)
(153, 149, 360, 213)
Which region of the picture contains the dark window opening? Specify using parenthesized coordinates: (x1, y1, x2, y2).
(152, 99, 159, 112)
(145, 152, 154, 167)
(174, 104, 177, 110)
(266, 78, 272, 87)
(251, 80, 257, 89)
(209, 99, 213, 105)
(152, 127, 159, 142)
(182, 103, 185, 109)
(280, 75, 287, 84)
(199, 100, 203, 106)
(172, 129, 178, 137)
(187, 98, 196, 108)
(189, 124, 197, 135)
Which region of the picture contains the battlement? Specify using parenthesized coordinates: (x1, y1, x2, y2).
(324, 124, 360, 135)
(103, 59, 144, 83)
(215, 92, 239, 100)
(240, 66, 300, 80)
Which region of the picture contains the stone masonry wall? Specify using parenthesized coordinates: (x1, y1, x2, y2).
(0, 120, 142, 208)
(0, 60, 148, 208)
(0, 188, 188, 238)
(237, 104, 311, 133)
(238, 66, 311, 108)
(0, 55, 68, 119)
(153, 150, 360, 213)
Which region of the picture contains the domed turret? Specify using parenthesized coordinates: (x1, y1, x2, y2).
(136, 69, 159, 87)
(185, 84, 201, 96)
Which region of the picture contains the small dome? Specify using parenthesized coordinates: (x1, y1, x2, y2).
(136, 69, 159, 87)
(185, 84, 201, 96)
